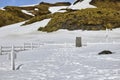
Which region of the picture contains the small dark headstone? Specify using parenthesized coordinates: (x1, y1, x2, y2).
(76, 37, 82, 47)
(98, 50, 113, 55)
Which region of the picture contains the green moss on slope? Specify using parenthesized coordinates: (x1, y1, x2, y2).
(90, 0, 120, 10)
(38, 8, 120, 32)
(23, 14, 52, 25)
(34, 2, 71, 16)
(4, 6, 32, 19)
(0, 10, 24, 27)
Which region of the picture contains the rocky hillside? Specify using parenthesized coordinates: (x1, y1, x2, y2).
(0, 7, 32, 27)
(90, 0, 120, 10)
(38, 0, 120, 32)
(39, 8, 120, 32)
(0, 0, 120, 32)
(90, 0, 120, 3)
(0, 2, 71, 27)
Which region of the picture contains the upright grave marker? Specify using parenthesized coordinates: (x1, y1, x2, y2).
(76, 37, 82, 47)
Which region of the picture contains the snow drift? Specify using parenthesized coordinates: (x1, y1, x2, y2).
(69, 0, 96, 10)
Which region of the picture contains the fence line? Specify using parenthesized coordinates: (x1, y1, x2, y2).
(0, 42, 44, 70)
(86, 42, 120, 45)
(0, 41, 120, 70)
(1, 41, 120, 55)
(0, 42, 44, 55)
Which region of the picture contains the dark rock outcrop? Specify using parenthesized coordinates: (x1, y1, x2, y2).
(73, 0, 84, 5)
(39, 2, 71, 6)
(98, 50, 113, 55)
(90, 0, 120, 4)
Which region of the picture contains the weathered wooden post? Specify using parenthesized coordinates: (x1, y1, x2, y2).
(76, 37, 82, 47)
(23, 43, 25, 51)
(31, 43, 33, 50)
(0, 46, 2, 55)
(11, 45, 15, 70)
(39, 43, 42, 47)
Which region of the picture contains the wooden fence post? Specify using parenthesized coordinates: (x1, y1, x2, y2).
(76, 37, 82, 47)
(39, 43, 42, 47)
(11, 45, 15, 70)
(0, 46, 2, 55)
(31, 43, 33, 50)
(23, 43, 25, 51)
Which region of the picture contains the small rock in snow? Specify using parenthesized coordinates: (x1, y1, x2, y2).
(98, 50, 113, 55)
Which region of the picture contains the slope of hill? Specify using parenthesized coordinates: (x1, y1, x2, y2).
(0, 18, 51, 37)
(68, 0, 96, 10)
(90, 0, 120, 10)
(38, 0, 120, 32)
(39, 8, 120, 32)
(0, 10, 25, 27)
(23, 0, 97, 26)
(0, 0, 120, 32)
(0, 2, 71, 27)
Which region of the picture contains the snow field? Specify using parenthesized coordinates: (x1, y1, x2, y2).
(49, 6, 68, 13)
(0, 28, 120, 80)
(69, 0, 96, 10)
(21, 10, 35, 16)
(0, 18, 51, 37)
(0, 1, 120, 79)
(48, 0, 96, 14)
(0, 43, 120, 80)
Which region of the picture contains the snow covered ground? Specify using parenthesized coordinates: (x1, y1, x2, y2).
(49, 6, 68, 13)
(69, 0, 96, 10)
(21, 10, 34, 16)
(0, 7, 5, 10)
(0, 43, 120, 80)
(48, 0, 96, 13)
(0, 26, 120, 80)
(0, 0, 120, 79)
(0, 18, 51, 37)
(0, 17, 120, 80)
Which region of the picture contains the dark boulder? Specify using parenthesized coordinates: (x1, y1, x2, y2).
(73, 0, 84, 5)
(54, 2, 71, 6)
(98, 50, 113, 55)
(39, 2, 71, 6)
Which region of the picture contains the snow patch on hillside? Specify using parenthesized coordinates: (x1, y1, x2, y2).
(49, 6, 68, 13)
(0, 18, 51, 37)
(21, 10, 34, 16)
(34, 8, 39, 11)
(0, 7, 5, 10)
(69, 0, 96, 10)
